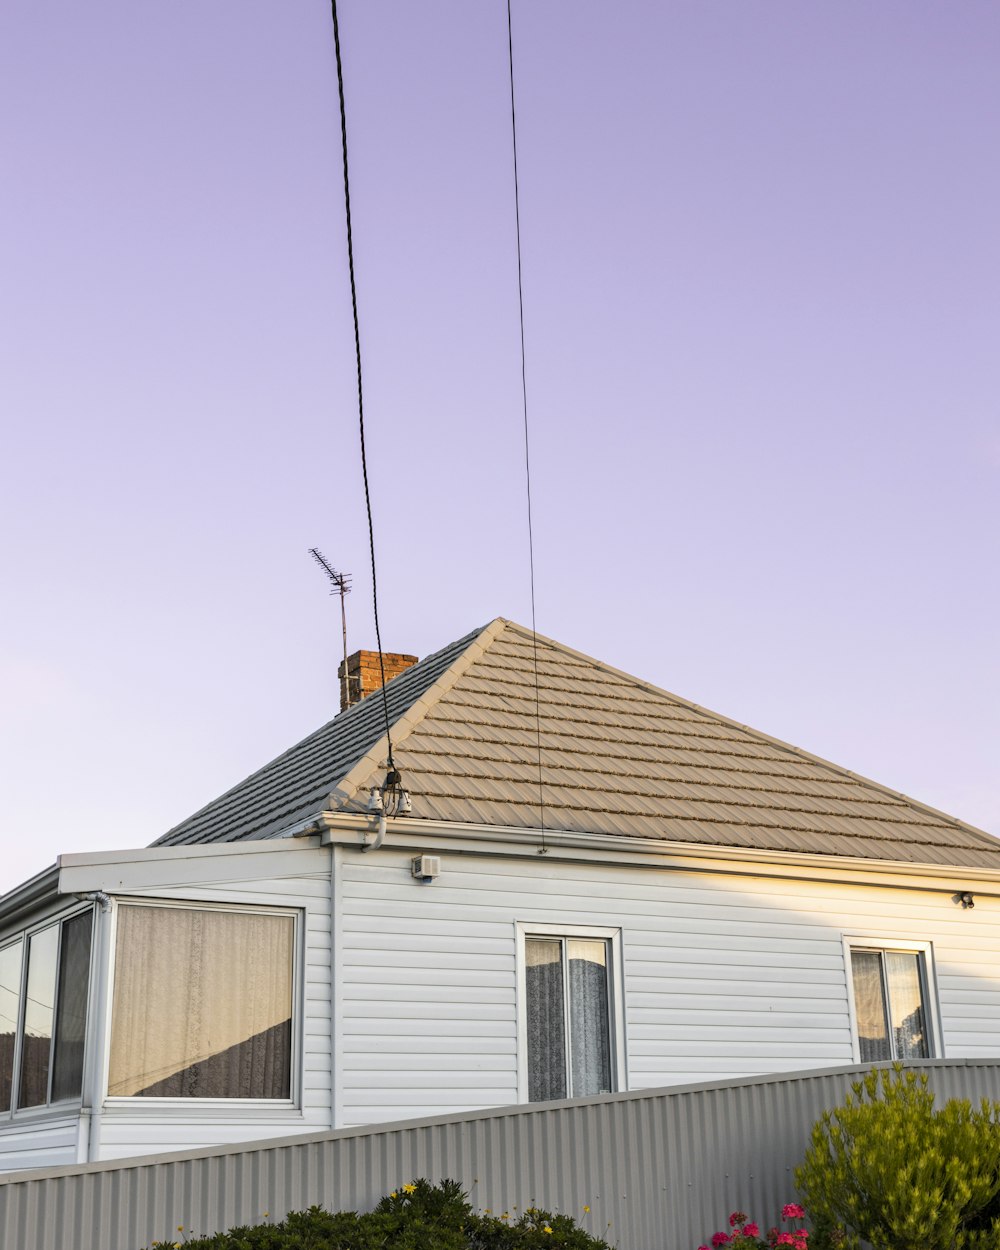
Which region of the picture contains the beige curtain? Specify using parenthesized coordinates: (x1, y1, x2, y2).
(109, 906, 293, 1098)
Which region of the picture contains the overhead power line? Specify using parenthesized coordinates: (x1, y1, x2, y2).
(506, 0, 547, 848)
(328, 0, 395, 769)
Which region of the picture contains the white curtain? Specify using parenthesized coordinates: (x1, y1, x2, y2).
(886, 951, 927, 1059)
(109, 906, 293, 1098)
(568, 940, 611, 1097)
(851, 949, 891, 1063)
(526, 937, 611, 1101)
(526, 939, 566, 1101)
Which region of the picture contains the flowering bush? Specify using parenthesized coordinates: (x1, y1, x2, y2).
(144, 1178, 613, 1249)
(697, 1204, 810, 1250)
(796, 1064, 1000, 1250)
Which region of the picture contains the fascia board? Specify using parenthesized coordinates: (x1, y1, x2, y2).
(57, 838, 327, 894)
(312, 811, 1000, 896)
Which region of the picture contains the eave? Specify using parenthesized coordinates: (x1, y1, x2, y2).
(305, 809, 1000, 897)
(0, 863, 60, 930)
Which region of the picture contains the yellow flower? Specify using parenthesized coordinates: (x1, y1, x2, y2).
(402, 1183, 417, 1194)
(263, 1212, 269, 1219)
(584, 1205, 591, 1213)
(390, 1191, 398, 1199)
(485, 1208, 492, 1215)
(177, 1228, 184, 1233)
(543, 1225, 553, 1235)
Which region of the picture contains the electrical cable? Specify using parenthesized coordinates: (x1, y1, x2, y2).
(506, 0, 546, 848)
(329, 0, 395, 769)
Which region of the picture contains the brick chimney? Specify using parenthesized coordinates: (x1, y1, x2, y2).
(338, 649, 418, 713)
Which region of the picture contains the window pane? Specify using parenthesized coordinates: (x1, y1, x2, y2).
(0, 941, 22, 1113)
(19, 925, 59, 1108)
(567, 940, 611, 1097)
(851, 949, 891, 1063)
(885, 951, 928, 1060)
(525, 939, 566, 1101)
(109, 907, 293, 1099)
(51, 912, 93, 1103)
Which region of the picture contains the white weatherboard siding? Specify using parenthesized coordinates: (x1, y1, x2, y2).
(337, 848, 1000, 1125)
(0, 1115, 79, 1174)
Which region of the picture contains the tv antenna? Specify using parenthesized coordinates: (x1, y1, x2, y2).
(308, 548, 352, 709)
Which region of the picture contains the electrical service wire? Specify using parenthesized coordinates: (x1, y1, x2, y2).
(329, 0, 395, 769)
(506, 0, 547, 847)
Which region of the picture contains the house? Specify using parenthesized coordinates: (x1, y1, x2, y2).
(2, 616, 1000, 1173)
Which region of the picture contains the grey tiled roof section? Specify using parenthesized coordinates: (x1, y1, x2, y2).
(155, 616, 1000, 870)
(152, 624, 489, 847)
(341, 622, 1000, 871)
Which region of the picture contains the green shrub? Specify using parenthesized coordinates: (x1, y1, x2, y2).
(146, 1178, 612, 1250)
(795, 1064, 1000, 1250)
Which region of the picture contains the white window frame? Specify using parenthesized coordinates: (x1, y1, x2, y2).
(103, 898, 303, 1110)
(515, 921, 626, 1103)
(842, 936, 942, 1064)
(0, 903, 97, 1121)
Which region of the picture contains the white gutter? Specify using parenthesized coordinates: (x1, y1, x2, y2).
(0, 863, 60, 929)
(304, 810, 1000, 896)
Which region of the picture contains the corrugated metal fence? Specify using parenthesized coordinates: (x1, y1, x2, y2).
(2, 1061, 999, 1250)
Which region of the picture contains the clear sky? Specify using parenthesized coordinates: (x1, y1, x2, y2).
(2, 1, 998, 892)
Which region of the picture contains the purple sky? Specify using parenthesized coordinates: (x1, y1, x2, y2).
(2, 2, 998, 892)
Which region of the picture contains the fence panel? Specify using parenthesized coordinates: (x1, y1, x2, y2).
(2, 1060, 998, 1250)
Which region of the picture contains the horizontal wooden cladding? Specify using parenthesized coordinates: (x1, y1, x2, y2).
(4, 1063, 1000, 1250)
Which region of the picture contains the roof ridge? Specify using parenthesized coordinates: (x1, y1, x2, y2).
(326, 618, 511, 810)
(498, 620, 1000, 854)
(153, 621, 494, 845)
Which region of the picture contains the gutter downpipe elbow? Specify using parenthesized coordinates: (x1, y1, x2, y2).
(362, 812, 387, 853)
(76, 890, 112, 912)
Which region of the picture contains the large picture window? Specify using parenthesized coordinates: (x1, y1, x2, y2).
(519, 926, 622, 1102)
(109, 904, 295, 1100)
(848, 943, 933, 1063)
(0, 909, 93, 1115)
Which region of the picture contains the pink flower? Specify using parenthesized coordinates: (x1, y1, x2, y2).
(782, 1205, 806, 1221)
(698, 1245, 711, 1250)
(776, 1234, 795, 1246)
(730, 1213, 748, 1228)
(712, 1233, 731, 1247)
(743, 1224, 760, 1238)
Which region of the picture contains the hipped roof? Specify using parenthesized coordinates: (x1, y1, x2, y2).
(155, 618, 1000, 870)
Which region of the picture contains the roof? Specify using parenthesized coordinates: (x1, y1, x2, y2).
(155, 618, 1000, 870)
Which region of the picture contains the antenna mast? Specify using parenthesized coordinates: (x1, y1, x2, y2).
(308, 548, 352, 709)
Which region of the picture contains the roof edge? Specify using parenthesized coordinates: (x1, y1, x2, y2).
(499, 620, 1000, 855)
(315, 809, 1000, 889)
(327, 617, 512, 809)
(152, 620, 494, 847)
(0, 863, 60, 928)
